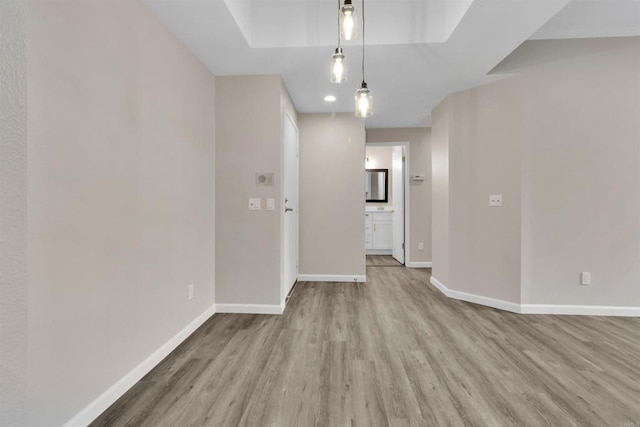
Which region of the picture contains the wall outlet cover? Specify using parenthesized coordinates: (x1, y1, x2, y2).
(489, 194, 503, 207)
(249, 198, 261, 210)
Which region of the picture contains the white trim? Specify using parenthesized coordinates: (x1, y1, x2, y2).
(430, 276, 640, 317)
(521, 304, 640, 317)
(280, 107, 299, 307)
(62, 304, 217, 427)
(366, 249, 392, 255)
(429, 276, 520, 313)
(215, 302, 285, 315)
(298, 274, 366, 283)
(406, 261, 432, 268)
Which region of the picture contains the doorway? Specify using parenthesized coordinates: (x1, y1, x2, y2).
(365, 142, 410, 266)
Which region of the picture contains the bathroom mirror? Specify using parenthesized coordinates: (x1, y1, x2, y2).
(365, 169, 388, 203)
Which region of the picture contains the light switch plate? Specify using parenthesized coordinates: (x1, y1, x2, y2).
(249, 198, 261, 210)
(489, 194, 503, 207)
(266, 198, 275, 211)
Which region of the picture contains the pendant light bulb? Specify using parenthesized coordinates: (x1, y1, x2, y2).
(330, 48, 347, 83)
(355, 81, 373, 118)
(340, 0, 357, 40)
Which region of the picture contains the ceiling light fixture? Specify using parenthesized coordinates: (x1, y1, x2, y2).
(324, 95, 337, 102)
(330, 48, 346, 84)
(340, 0, 357, 41)
(331, 0, 347, 83)
(355, 0, 372, 118)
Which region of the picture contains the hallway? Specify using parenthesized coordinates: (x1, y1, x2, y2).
(93, 265, 640, 426)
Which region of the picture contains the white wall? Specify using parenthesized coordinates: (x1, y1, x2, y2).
(448, 78, 522, 303)
(215, 75, 298, 307)
(431, 78, 522, 303)
(0, 1, 28, 425)
(27, 1, 216, 425)
(215, 75, 281, 306)
(365, 146, 394, 206)
(431, 105, 450, 284)
(367, 128, 432, 264)
(299, 114, 366, 279)
(495, 37, 640, 308)
(433, 37, 640, 313)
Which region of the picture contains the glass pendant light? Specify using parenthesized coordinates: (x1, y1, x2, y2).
(340, 0, 357, 40)
(355, 0, 372, 117)
(331, 0, 347, 83)
(355, 82, 373, 117)
(331, 48, 347, 83)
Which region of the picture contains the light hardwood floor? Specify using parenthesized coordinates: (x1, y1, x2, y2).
(92, 264, 640, 426)
(366, 255, 404, 267)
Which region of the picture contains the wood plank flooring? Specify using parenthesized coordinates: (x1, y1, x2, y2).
(366, 255, 404, 267)
(92, 264, 640, 427)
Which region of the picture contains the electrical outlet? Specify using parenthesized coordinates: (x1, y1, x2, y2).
(489, 194, 503, 207)
(188, 284, 194, 299)
(418, 242, 424, 251)
(580, 272, 591, 286)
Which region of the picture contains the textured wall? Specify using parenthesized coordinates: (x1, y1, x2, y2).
(0, 1, 28, 425)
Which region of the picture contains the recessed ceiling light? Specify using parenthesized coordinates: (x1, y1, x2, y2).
(324, 95, 337, 102)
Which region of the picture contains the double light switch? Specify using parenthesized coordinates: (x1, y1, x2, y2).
(249, 198, 275, 211)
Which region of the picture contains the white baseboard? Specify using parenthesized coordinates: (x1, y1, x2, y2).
(406, 261, 432, 268)
(298, 274, 366, 283)
(429, 276, 520, 313)
(366, 249, 392, 255)
(215, 302, 285, 315)
(521, 304, 640, 317)
(429, 276, 639, 317)
(63, 304, 217, 427)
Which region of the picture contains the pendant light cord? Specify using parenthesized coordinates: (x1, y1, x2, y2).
(337, 0, 341, 48)
(361, 0, 365, 83)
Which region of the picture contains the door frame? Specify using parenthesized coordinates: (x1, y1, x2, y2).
(280, 108, 299, 308)
(365, 141, 411, 265)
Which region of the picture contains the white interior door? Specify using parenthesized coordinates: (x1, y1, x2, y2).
(392, 146, 405, 264)
(283, 112, 299, 296)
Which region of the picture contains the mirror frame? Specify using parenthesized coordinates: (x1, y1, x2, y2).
(365, 168, 389, 203)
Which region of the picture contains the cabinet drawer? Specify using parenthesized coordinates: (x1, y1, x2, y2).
(373, 212, 392, 223)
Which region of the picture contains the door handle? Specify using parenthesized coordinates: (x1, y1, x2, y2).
(285, 208, 293, 213)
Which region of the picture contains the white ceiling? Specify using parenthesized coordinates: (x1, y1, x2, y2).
(144, 0, 640, 128)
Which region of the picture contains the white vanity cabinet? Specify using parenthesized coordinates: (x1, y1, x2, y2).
(365, 211, 393, 253)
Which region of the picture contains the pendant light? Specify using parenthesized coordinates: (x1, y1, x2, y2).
(330, 0, 347, 83)
(331, 48, 347, 83)
(340, 0, 357, 41)
(355, 0, 372, 117)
